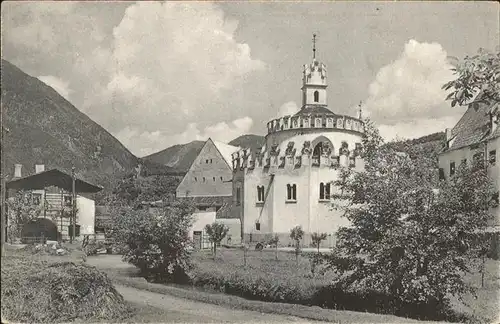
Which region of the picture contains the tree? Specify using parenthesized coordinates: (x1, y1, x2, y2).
(443, 48, 500, 111)
(321, 121, 496, 313)
(311, 232, 327, 253)
(268, 234, 279, 260)
(6, 191, 44, 243)
(290, 226, 304, 265)
(112, 200, 195, 283)
(204, 222, 229, 259)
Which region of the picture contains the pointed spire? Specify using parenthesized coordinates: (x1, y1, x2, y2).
(312, 33, 317, 60)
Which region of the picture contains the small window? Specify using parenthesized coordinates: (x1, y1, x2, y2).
(206, 159, 209, 164)
(236, 188, 241, 205)
(194, 177, 197, 181)
(438, 168, 445, 180)
(210, 159, 213, 163)
(203, 177, 206, 182)
(449, 162, 455, 176)
(473, 152, 484, 163)
(198, 206, 207, 211)
(255, 222, 261, 231)
(64, 195, 73, 207)
(257, 186, 265, 203)
(319, 183, 330, 200)
(287, 184, 297, 201)
(489, 150, 496, 165)
(314, 90, 319, 102)
(491, 192, 499, 207)
(220, 177, 223, 181)
(32, 193, 42, 205)
(213, 177, 216, 181)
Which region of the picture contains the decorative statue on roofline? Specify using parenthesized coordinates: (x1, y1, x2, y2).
(302, 141, 312, 155)
(340, 141, 349, 156)
(285, 141, 295, 156)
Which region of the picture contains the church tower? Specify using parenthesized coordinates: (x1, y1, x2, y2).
(301, 34, 327, 108)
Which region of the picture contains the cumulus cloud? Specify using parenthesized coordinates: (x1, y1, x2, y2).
(98, 1, 265, 135)
(38, 75, 72, 101)
(117, 117, 254, 157)
(277, 101, 299, 117)
(2, 2, 265, 156)
(364, 39, 456, 124)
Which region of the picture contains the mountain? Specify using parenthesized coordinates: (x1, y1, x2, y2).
(142, 140, 205, 173)
(1, 59, 140, 187)
(229, 134, 265, 151)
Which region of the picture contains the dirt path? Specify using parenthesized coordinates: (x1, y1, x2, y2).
(115, 284, 310, 323)
(88, 256, 318, 322)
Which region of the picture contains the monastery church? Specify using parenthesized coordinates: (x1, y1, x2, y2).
(178, 39, 366, 248)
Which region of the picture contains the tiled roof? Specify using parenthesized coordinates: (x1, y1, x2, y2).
(211, 139, 240, 167)
(294, 105, 338, 117)
(446, 98, 499, 152)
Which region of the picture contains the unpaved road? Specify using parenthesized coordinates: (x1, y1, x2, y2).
(115, 284, 310, 323)
(88, 256, 316, 323)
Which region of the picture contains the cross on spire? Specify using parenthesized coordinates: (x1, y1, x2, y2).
(312, 33, 317, 59)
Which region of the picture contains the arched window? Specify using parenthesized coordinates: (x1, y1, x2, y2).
(257, 186, 265, 203)
(319, 182, 331, 200)
(314, 91, 319, 102)
(286, 184, 296, 200)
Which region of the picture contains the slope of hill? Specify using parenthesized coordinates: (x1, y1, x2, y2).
(383, 132, 446, 161)
(1, 59, 139, 186)
(229, 134, 265, 151)
(142, 141, 205, 173)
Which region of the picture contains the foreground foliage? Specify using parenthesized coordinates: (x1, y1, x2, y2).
(1, 253, 130, 323)
(112, 200, 195, 283)
(321, 121, 496, 314)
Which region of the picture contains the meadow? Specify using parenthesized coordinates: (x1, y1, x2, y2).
(188, 247, 500, 323)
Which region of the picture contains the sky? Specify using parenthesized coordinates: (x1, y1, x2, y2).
(1, 1, 498, 157)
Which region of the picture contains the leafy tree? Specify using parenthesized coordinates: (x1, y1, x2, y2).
(6, 191, 44, 243)
(321, 121, 496, 313)
(204, 222, 229, 259)
(443, 48, 500, 111)
(311, 232, 327, 253)
(290, 225, 304, 265)
(268, 234, 279, 260)
(112, 200, 195, 283)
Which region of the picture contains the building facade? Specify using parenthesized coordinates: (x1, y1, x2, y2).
(439, 98, 500, 229)
(175, 138, 241, 247)
(6, 164, 100, 242)
(231, 54, 365, 248)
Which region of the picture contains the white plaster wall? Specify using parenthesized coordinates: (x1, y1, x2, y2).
(304, 87, 327, 105)
(438, 137, 500, 226)
(217, 218, 241, 245)
(76, 195, 95, 235)
(189, 210, 216, 239)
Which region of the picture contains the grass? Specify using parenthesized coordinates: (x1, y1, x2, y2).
(189, 248, 499, 323)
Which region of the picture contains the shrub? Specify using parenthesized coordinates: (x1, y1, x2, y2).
(112, 200, 195, 283)
(204, 222, 229, 259)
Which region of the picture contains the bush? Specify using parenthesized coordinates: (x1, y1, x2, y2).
(1, 256, 131, 323)
(112, 200, 195, 283)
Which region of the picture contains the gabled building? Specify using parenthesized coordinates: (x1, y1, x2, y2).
(175, 138, 241, 248)
(5, 164, 102, 242)
(439, 96, 500, 258)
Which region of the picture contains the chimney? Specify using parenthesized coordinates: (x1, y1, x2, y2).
(35, 164, 45, 174)
(14, 164, 22, 178)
